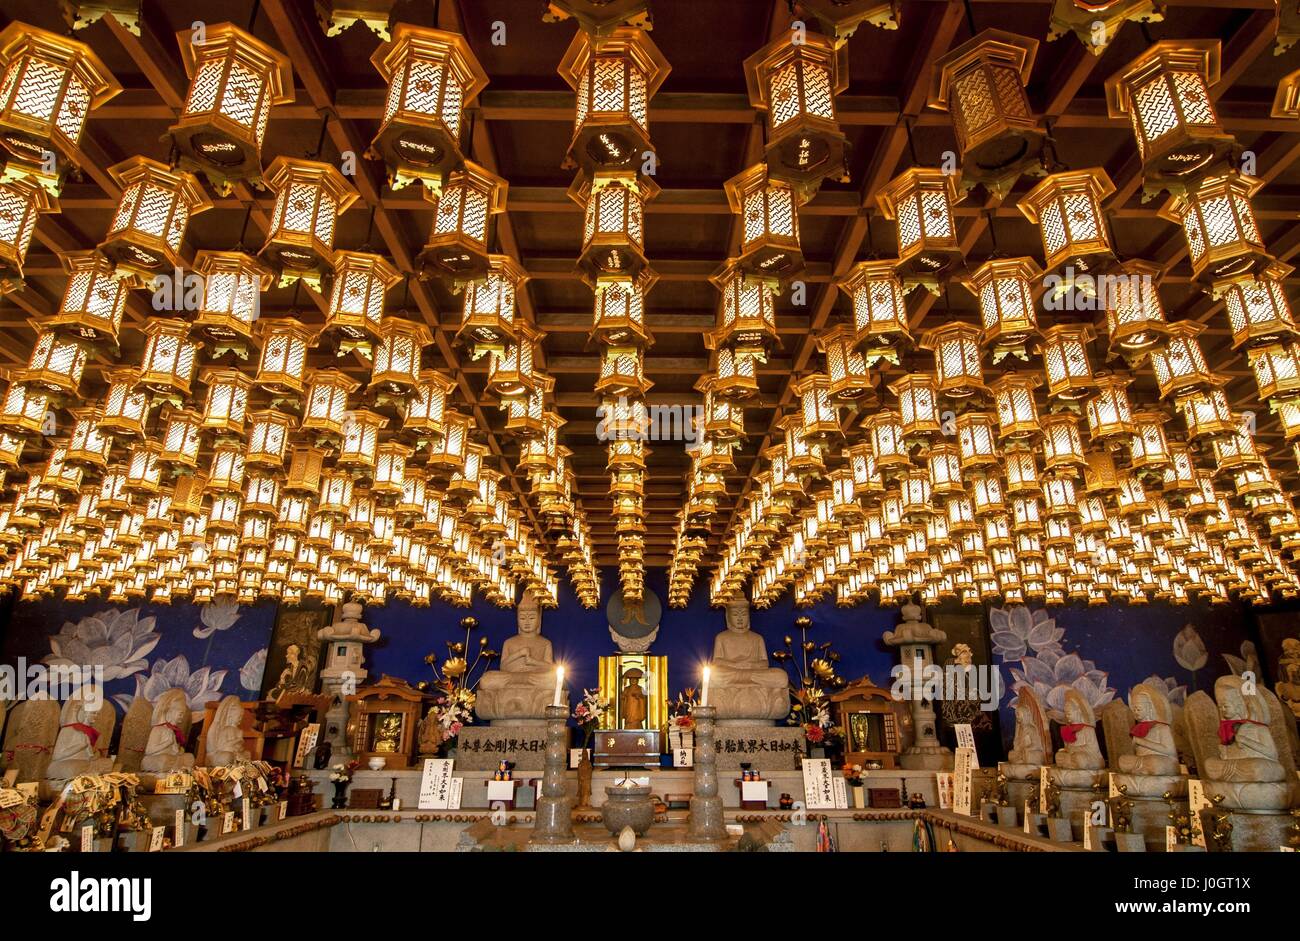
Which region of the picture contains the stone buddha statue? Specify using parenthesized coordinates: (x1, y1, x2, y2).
(708, 599, 789, 724)
(1004, 687, 1049, 779)
(1112, 681, 1185, 798)
(141, 689, 195, 776)
(1194, 675, 1295, 811)
(476, 592, 564, 726)
(1051, 688, 1105, 789)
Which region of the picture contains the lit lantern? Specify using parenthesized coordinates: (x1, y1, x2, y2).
(418, 160, 507, 284)
(961, 256, 1041, 360)
(1084, 374, 1135, 441)
(337, 409, 386, 473)
(66, 408, 111, 468)
(707, 259, 780, 358)
(708, 346, 762, 401)
(301, 369, 359, 442)
(98, 368, 148, 437)
(369, 24, 488, 188)
(324, 250, 402, 350)
(1147, 321, 1219, 398)
(1018, 168, 1115, 290)
(955, 411, 999, 470)
(0, 22, 120, 191)
(1221, 266, 1298, 350)
(486, 322, 543, 400)
(596, 344, 652, 397)
(0, 372, 49, 436)
(373, 442, 411, 500)
(24, 327, 87, 396)
(835, 258, 912, 364)
(927, 443, 964, 497)
(863, 410, 909, 470)
(159, 408, 203, 469)
(49, 250, 128, 346)
(1159, 173, 1272, 289)
(888, 373, 941, 441)
(697, 374, 745, 443)
(259, 157, 359, 288)
(558, 26, 669, 176)
(1175, 387, 1236, 442)
(167, 22, 293, 192)
(427, 409, 472, 474)
(1004, 450, 1041, 495)
(0, 175, 52, 291)
(793, 373, 841, 442)
(1036, 323, 1096, 400)
(254, 317, 315, 399)
(403, 369, 458, 439)
(725, 163, 804, 284)
(1040, 413, 1086, 473)
(744, 28, 849, 188)
(199, 368, 253, 437)
(927, 29, 1043, 197)
(191, 250, 272, 351)
(370, 317, 433, 399)
(1247, 343, 1300, 402)
(876, 167, 963, 286)
(816, 323, 873, 403)
(98, 157, 211, 283)
(989, 373, 1042, 441)
(1101, 259, 1170, 356)
(570, 170, 657, 284)
(246, 408, 295, 467)
(1128, 411, 1171, 471)
(778, 412, 825, 479)
(920, 322, 987, 398)
(457, 254, 525, 358)
(137, 319, 199, 401)
(1104, 39, 1236, 198)
(591, 270, 654, 347)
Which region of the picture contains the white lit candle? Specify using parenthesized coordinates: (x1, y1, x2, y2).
(553, 666, 564, 707)
(701, 666, 711, 707)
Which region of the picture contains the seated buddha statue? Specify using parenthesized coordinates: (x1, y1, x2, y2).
(476, 592, 564, 726)
(708, 598, 790, 724)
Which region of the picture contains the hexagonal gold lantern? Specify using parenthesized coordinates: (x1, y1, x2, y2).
(725, 163, 804, 285)
(137, 318, 199, 401)
(1104, 40, 1237, 199)
(0, 22, 121, 193)
(1036, 323, 1096, 400)
(1147, 320, 1220, 399)
(570, 169, 658, 285)
(0, 174, 52, 292)
(1158, 173, 1272, 290)
(744, 28, 849, 189)
(1101, 258, 1170, 357)
(418, 160, 507, 285)
(1221, 264, 1299, 350)
(98, 156, 212, 284)
(369, 24, 488, 189)
(707, 259, 780, 361)
(816, 323, 873, 403)
(920, 322, 987, 399)
(1247, 343, 1300, 403)
(259, 157, 359, 288)
(591, 269, 655, 347)
(24, 326, 87, 397)
(167, 22, 294, 193)
(960, 256, 1041, 361)
(835, 258, 912, 364)
(254, 317, 316, 400)
(485, 320, 544, 400)
(927, 30, 1043, 198)
(1046, 1, 1165, 58)
(457, 254, 525, 358)
(49, 250, 127, 347)
(1018, 168, 1115, 287)
(323, 250, 402, 352)
(370, 317, 433, 399)
(191, 250, 273, 352)
(557, 26, 669, 176)
(876, 167, 963, 287)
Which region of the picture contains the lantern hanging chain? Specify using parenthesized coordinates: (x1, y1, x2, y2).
(247, 0, 262, 32)
(986, 208, 1001, 258)
(235, 205, 253, 252)
(962, 0, 978, 36)
(905, 118, 920, 165)
(1041, 117, 1067, 174)
(362, 207, 376, 253)
(307, 109, 334, 160)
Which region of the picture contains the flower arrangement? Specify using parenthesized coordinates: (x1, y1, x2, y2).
(419, 616, 499, 697)
(773, 616, 846, 750)
(843, 764, 864, 787)
(666, 688, 697, 732)
(328, 760, 359, 784)
(572, 689, 612, 746)
(424, 686, 476, 747)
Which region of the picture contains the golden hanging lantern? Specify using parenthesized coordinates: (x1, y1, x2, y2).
(0, 174, 52, 292)
(418, 160, 507, 284)
(1221, 265, 1299, 350)
(98, 156, 211, 283)
(324, 250, 402, 351)
(259, 157, 359, 288)
(457, 254, 525, 358)
(778, 412, 825, 480)
(591, 270, 655, 347)
(166, 22, 293, 192)
(191, 249, 273, 351)
(920, 321, 987, 398)
(955, 411, 999, 470)
(697, 374, 745, 443)
(835, 258, 912, 364)
(1040, 412, 1087, 472)
(1018, 168, 1115, 289)
(792, 373, 841, 443)
(706, 346, 763, 402)
(1247, 343, 1300, 402)
(570, 169, 657, 285)
(246, 408, 295, 468)
(961, 256, 1041, 361)
(816, 322, 873, 403)
(706, 259, 780, 360)
(1101, 258, 1170, 356)
(337, 408, 386, 473)
(66, 407, 111, 469)
(596, 343, 652, 397)
(428, 409, 472, 474)
(1047, 2, 1164, 58)
(1084, 374, 1134, 441)
(557, 25, 669, 176)
(97, 367, 148, 438)
(1158, 173, 1272, 290)
(724, 163, 804, 285)
(1036, 323, 1096, 400)
(989, 373, 1042, 441)
(1175, 387, 1236, 443)
(137, 318, 199, 401)
(24, 327, 87, 397)
(403, 369, 458, 439)
(876, 167, 963, 288)
(863, 410, 909, 471)
(888, 372, 942, 441)
(0, 371, 49, 437)
(744, 28, 849, 189)
(485, 321, 543, 400)
(0, 22, 120, 192)
(254, 317, 316, 399)
(370, 317, 433, 399)
(369, 24, 488, 188)
(1128, 410, 1171, 472)
(1104, 39, 1235, 199)
(927, 29, 1043, 197)
(49, 250, 127, 346)
(158, 407, 203, 470)
(1147, 320, 1220, 398)
(301, 368, 360, 442)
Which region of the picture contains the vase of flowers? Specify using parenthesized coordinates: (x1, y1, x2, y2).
(417, 616, 498, 755)
(666, 689, 697, 751)
(572, 689, 611, 808)
(328, 760, 358, 809)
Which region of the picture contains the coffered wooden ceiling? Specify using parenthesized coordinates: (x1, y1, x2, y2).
(3, 0, 1299, 570)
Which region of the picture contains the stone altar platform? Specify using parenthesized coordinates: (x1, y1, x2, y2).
(455, 816, 793, 851)
(1199, 809, 1297, 852)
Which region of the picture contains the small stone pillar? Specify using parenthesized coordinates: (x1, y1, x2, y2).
(883, 601, 952, 771)
(530, 704, 574, 844)
(688, 704, 726, 841)
(317, 601, 380, 758)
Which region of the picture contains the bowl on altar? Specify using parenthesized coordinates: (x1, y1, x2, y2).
(368, 757, 387, 771)
(602, 783, 654, 837)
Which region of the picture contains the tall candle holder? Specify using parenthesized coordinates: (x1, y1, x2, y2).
(530, 703, 575, 844)
(687, 704, 726, 841)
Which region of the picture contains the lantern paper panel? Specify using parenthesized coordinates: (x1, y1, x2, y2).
(876, 167, 963, 288)
(418, 159, 507, 285)
(259, 156, 359, 289)
(724, 162, 804, 285)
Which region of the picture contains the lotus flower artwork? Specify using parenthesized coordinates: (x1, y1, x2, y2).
(990, 605, 1115, 723)
(194, 599, 243, 639)
(43, 608, 161, 683)
(240, 648, 268, 692)
(1140, 674, 1189, 708)
(110, 654, 229, 721)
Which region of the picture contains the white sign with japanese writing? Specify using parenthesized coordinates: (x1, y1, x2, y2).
(801, 758, 836, 810)
(953, 746, 976, 816)
(418, 758, 455, 810)
(293, 723, 320, 769)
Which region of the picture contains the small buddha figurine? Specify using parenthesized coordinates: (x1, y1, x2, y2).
(141, 689, 194, 775)
(708, 598, 789, 724)
(1186, 676, 1296, 811)
(205, 695, 250, 767)
(1051, 689, 1105, 790)
(1112, 682, 1185, 798)
(476, 592, 563, 725)
(619, 669, 648, 730)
